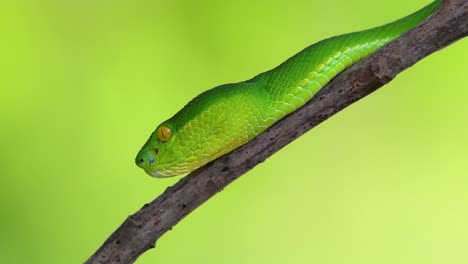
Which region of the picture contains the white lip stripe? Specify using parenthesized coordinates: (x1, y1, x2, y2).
(150, 170, 161, 177)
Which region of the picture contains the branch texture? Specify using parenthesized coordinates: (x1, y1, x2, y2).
(86, 1, 467, 263)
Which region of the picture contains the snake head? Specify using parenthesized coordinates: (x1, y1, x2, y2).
(136, 121, 209, 178)
(135, 123, 177, 178)
(135, 83, 260, 178)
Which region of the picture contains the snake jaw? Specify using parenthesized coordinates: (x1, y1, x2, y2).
(149, 170, 161, 177)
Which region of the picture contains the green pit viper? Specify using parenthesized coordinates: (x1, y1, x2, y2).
(136, 0, 441, 178)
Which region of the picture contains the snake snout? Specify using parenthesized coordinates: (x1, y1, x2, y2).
(136, 148, 159, 169)
(135, 155, 148, 168)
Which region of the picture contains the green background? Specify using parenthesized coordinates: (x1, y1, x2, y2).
(1, 0, 467, 263)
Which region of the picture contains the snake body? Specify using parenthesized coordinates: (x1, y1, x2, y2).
(136, 1, 441, 178)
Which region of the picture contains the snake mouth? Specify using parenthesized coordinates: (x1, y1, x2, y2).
(145, 164, 195, 178)
(145, 169, 162, 178)
(145, 167, 176, 178)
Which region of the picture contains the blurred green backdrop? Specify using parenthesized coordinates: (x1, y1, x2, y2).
(1, 0, 467, 263)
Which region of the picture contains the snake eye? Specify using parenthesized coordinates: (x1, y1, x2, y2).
(157, 125, 172, 142)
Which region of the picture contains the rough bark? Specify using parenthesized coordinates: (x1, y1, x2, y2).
(85, 1, 467, 263)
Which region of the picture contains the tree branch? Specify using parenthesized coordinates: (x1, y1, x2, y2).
(85, 1, 467, 263)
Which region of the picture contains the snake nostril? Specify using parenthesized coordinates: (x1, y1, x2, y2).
(139, 158, 144, 163)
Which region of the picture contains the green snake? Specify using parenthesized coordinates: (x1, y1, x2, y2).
(136, 1, 441, 178)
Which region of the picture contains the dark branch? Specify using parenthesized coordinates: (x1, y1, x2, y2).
(85, 1, 467, 263)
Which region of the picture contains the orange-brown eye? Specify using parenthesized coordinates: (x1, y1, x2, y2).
(157, 125, 171, 142)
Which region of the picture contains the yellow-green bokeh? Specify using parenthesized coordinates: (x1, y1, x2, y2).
(1, 0, 467, 263)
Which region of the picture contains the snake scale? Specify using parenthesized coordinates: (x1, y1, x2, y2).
(136, 1, 441, 178)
